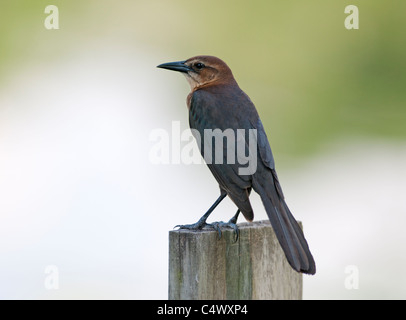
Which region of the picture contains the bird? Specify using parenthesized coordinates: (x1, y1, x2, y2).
(157, 55, 316, 275)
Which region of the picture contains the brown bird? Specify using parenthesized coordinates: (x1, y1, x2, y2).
(157, 55, 316, 274)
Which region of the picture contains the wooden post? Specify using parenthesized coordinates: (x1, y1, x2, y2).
(169, 220, 302, 300)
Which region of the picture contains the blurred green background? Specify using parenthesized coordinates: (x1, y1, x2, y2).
(1, 0, 405, 300)
(1, 0, 405, 157)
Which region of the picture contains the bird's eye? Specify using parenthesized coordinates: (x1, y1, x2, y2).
(194, 62, 205, 70)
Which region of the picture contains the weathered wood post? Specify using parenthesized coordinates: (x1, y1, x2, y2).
(169, 220, 302, 300)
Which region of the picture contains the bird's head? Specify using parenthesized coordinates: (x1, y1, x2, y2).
(157, 55, 236, 91)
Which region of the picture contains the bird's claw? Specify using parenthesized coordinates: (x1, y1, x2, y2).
(174, 220, 239, 242)
(210, 221, 239, 242)
(174, 221, 223, 239)
(174, 221, 208, 231)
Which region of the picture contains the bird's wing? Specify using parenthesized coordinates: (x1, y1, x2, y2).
(248, 117, 275, 170)
(189, 89, 254, 220)
(248, 115, 285, 199)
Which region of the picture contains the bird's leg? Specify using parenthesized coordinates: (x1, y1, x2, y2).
(211, 210, 241, 242)
(174, 193, 227, 236)
(228, 209, 240, 225)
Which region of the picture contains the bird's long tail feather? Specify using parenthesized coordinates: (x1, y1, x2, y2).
(253, 174, 316, 275)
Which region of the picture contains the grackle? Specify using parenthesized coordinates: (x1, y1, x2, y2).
(157, 56, 316, 274)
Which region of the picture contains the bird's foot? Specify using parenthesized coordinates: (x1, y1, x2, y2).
(174, 219, 221, 236)
(174, 220, 209, 231)
(210, 220, 239, 242)
(175, 221, 223, 239)
(174, 219, 238, 241)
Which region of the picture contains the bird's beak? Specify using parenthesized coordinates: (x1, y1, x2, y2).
(157, 60, 191, 73)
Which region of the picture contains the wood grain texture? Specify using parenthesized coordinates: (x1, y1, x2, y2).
(169, 220, 303, 300)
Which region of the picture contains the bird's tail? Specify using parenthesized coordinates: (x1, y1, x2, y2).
(253, 171, 316, 275)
